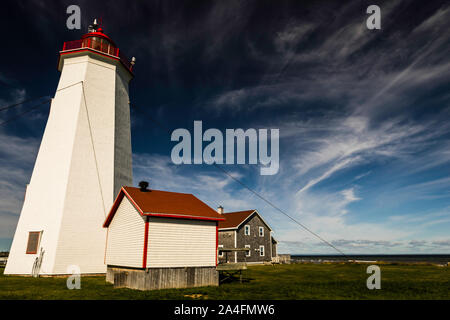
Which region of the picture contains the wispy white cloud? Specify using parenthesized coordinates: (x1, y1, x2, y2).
(297, 157, 359, 194)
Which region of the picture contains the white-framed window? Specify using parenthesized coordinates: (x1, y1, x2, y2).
(259, 245, 265, 257)
(259, 226, 264, 237)
(244, 225, 250, 236)
(218, 245, 224, 257)
(245, 245, 251, 257)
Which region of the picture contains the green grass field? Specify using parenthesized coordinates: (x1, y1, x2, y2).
(1, 263, 448, 300)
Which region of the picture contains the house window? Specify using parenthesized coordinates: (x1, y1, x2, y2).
(245, 245, 251, 257)
(218, 245, 224, 257)
(244, 225, 250, 236)
(259, 245, 265, 257)
(26, 231, 41, 254)
(259, 227, 264, 237)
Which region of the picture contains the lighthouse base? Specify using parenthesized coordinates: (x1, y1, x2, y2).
(106, 265, 219, 290)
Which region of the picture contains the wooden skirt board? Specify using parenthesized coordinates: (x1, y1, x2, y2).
(106, 266, 219, 290)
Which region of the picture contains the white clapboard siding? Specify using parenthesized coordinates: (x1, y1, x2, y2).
(5, 53, 132, 275)
(147, 217, 216, 268)
(106, 197, 145, 268)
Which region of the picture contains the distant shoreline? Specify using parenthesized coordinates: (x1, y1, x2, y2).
(291, 254, 450, 264)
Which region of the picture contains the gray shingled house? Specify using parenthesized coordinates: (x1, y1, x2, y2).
(217, 208, 277, 264)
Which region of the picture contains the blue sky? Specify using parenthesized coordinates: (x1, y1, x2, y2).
(0, 0, 449, 254)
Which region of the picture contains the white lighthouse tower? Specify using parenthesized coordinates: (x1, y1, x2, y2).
(5, 21, 134, 275)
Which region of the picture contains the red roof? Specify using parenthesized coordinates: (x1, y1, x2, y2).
(103, 186, 225, 227)
(217, 210, 256, 229)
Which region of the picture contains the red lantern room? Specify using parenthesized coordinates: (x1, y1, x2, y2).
(58, 19, 134, 75)
(80, 27, 117, 54)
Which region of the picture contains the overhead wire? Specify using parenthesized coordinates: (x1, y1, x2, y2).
(129, 103, 348, 258)
(1, 79, 348, 256)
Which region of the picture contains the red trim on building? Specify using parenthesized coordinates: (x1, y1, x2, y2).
(103, 187, 225, 228)
(143, 212, 225, 221)
(122, 188, 145, 215)
(58, 49, 134, 76)
(59, 48, 120, 60)
(103, 187, 144, 227)
(142, 217, 149, 269)
(103, 188, 125, 227)
(215, 223, 218, 266)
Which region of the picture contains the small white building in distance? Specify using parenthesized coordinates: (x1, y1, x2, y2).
(103, 183, 224, 290)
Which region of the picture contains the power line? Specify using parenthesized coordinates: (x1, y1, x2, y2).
(0, 80, 107, 218)
(0, 80, 348, 256)
(212, 164, 348, 257)
(0, 81, 86, 128)
(0, 95, 51, 112)
(130, 103, 348, 258)
(0, 81, 83, 115)
(0, 99, 51, 127)
(0, 78, 19, 89)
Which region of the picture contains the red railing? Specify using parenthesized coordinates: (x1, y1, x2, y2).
(62, 39, 132, 72)
(117, 50, 132, 71)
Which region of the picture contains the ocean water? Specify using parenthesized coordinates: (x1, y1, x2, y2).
(291, 254, 450, 264)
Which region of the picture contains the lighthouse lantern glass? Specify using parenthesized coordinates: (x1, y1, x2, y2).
(82, 36, 116, 56)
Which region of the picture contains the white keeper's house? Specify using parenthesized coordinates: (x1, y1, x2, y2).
(103, 183, 224, 290)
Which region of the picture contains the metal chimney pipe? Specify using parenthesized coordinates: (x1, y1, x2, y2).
(138, 181, 149, 192)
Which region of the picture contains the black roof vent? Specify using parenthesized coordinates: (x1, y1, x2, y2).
(138, 181, 149, 192)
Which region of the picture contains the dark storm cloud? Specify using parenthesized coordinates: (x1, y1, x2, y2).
(208, 1, 450, 124)
(3, 0, 448, 121)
